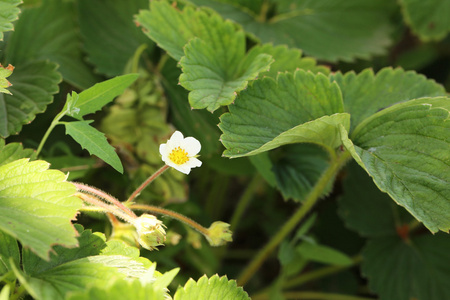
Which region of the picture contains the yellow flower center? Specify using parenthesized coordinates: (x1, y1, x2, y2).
(168, 147, 189, 165)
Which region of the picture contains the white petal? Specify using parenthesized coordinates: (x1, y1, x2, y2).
(181, 137, 201, 156)
(173, 164, 191, 175)
(186, 157, 202, 168)
(166, 131, 184, 149)
(159, 143, 167, 156)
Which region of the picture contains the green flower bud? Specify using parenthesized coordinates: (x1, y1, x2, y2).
(206, 221, 233, 246)
(134, 214, 166, 251)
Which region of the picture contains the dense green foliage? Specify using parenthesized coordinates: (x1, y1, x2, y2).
(1, 0, 449, 299)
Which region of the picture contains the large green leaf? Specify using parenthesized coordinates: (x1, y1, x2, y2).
(272, 144, 330, 202)
(64, 121, 123, 173)
(362, 234, 450, 300)
(399, 0, 450, 41)
(4, 0, 97, 89)
(0, 60, 61, 138)
(65, 74, 139, 120)
(0, 140, 34, 166)
(330, 67, 446, 132)
(136, 1, 272, 112)
(245, 44, 330, 79)
(0, 0, 21, 41)
(0, 159, 82, 260)
(174, 274, 250, 300)
(189, 0, 395, 62)
(179, 37, 272, 112)
(0, 230, 19, 276)
(341, 97, 450, 233)
(339, 162, 413, 237)
(219, 70, 346, 158)
(16, 226, 151, 300)
(78, 0, 154, 77)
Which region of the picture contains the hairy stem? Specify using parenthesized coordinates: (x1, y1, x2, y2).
(237, 151, 351, 286)
(77, 192, 136, 224)
(130, 204, 209, 236)
(73, 182, 136, 218)
(253, 291, 373, 300)
(126, 164, 169, 203)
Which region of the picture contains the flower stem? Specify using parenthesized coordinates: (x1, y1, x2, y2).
(73, 182, 137, 218)
(230, 175, 262, 231)
(129, 204, 209, 236)
(126, 164, 169, 203)
(237, 151, 351, 286)
(283, 254, 362, 289)
(35, 110, 66, 157)
(77, 192, 136, 224)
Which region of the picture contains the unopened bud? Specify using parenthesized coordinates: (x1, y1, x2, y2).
(206, 221, 232, 246)
(134, 214, 166, 250)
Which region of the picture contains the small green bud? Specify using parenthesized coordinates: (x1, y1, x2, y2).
(206, 221, 233, 246)
(134, 214, 166, 251)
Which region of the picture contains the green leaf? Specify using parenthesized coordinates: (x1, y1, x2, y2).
(78, 0, 154, 76)
(297, 241, 353, 266)
(174, 274, 250, 300)
(64, 121, 123, 173)
(244, 44, 330, 79)
(0, 140, 34, 166)
(179, 37, 273, 112)
(0, 0, 21, 41)
(66, 278, 167, 300)
(342, 97, 450, 233)
(362, 234, 450, 300)
(65, 74, 139, 120)
(16, 226, 150, 300)
(0, 63, 13, 95)
(272, 144, 330, 202)
(339, 162, 413, 237)
(0, 159, 82, 260)
(4, 0, 98, 89)
(219, 70, 347, 158)
(330, 67, 446, 132)
(0, 230, 19, 276)
(189, 0, 395, 62)
(137, 1, 273, 112)
(399, 0, 450, 41)
(0, 60, 61, 138)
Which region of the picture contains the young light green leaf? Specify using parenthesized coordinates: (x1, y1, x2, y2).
(64, 121, 123, 173)
(219, 70, 346, 158)
(4, 0, 97, 89)
(65, 74, 139, 120)
(399, 0, 450, 41)
(0, 0, 21, 41)
(342, 97, 450, 233)
(189, 0, 395, 62)
(0, 159, 82, 260)
(330, 67, 446, 132)
(0, 140, 35, 166)
(297, 241, 353, 266)
(0, 230, 20, 277)
(0, 60, 61, 138)
(78, 0, 154, 76)
(179, 37, 272, 111)
(18, 226, 151, 300)
(0, 63, 14, 95)
(362, 234, 450, 300)
(174, 274, 250, 300)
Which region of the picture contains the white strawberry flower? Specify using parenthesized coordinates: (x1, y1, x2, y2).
(159, 131, 202, 174)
